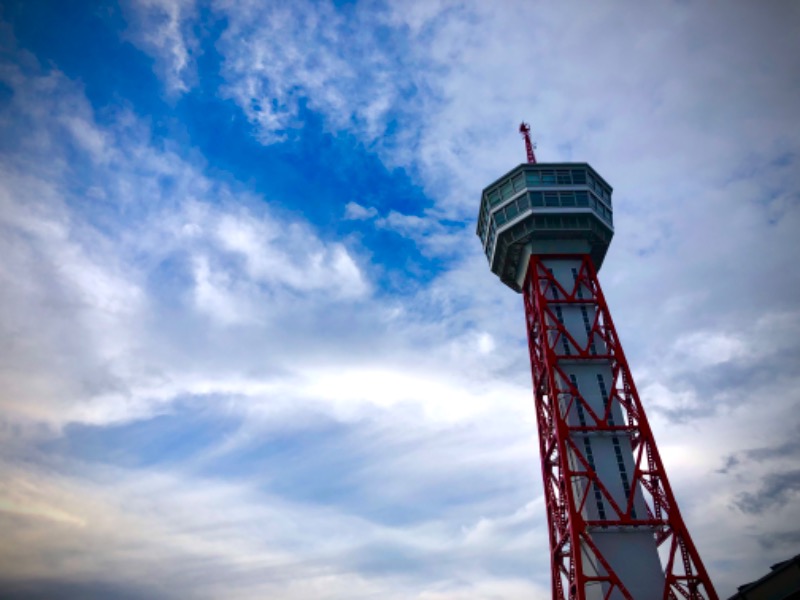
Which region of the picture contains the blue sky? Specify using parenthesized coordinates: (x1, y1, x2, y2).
(1, 1, 799, 598)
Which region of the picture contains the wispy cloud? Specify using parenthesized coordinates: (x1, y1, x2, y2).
(344, 201, 378, 221)
(0, 62, 372, 430)
(2, 1, 800, 597)
(122, 0, 197, 94)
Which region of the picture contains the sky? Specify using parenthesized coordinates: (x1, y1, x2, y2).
(0, 1, 799, 598)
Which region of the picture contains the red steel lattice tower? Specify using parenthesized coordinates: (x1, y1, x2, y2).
(475, 125, 718, 599)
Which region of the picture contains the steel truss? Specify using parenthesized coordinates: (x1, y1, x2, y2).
(523, 254, 717, 600)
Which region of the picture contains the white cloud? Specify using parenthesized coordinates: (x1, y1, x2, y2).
(191, 253, 251, 324)
(123, 0, 197, 94)
(214, 210, 369, 298)
(212, 0, 363, 142)
(0, 49, 556, 598)
(0, 65, 371, 430)
(0, 426, 551, 598)
(674, 331, 748, 367)
(344, 201, 378, 220)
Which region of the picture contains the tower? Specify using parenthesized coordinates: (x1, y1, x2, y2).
(476, 124, 718, 599)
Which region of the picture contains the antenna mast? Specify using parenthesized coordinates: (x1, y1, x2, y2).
(519, 122, 537, 164)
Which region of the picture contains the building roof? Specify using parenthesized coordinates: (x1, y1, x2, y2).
(728, 553, 800, 600)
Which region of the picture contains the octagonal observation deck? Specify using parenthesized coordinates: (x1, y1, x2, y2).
(476, 163, 614, 292)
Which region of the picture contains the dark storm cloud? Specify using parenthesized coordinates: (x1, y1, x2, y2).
(652, 358, 800, 425)
(0, 579, 171, 600)
(684, 353, 800, 411)
(743, 438, 800, 463)
(757, 528, 800, 551)
(735, 469, 800, 514)
(718, 436, 800, 474)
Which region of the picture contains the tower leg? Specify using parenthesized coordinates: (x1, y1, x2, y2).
(523, 254, 718, 600)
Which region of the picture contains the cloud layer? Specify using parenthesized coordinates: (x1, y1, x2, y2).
(1, 1, 799, 598)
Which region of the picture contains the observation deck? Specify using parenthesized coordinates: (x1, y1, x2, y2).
(476, 163, 614, 292)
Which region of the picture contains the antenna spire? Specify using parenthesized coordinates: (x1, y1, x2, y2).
(519, 122, 537, 164)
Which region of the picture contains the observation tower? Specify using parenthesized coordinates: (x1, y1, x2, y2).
(476, 123, 717, 599)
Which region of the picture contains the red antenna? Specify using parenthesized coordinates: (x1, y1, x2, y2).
(519, 122, 537, 164)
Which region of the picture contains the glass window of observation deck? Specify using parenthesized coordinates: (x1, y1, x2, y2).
(526, 172, 541, 186)
(500, 180, 513, 200)
(571, 169, 586, 184)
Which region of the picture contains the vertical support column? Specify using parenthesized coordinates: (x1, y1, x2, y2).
(523, 254, 718, 600)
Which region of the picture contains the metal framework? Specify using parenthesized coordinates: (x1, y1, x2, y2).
(522, 253, 718, 600)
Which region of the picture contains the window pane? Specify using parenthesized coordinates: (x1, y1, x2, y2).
(542, 171, 556, 184)
(526, 172, 541, 186)
(531, 192, 544, 206)
(512, 173, 525, 192)
(500, 181, 513, 199)
(557, 170, 571, 184)
(545, 192, 559, 206)
(571, 169, 586, 184)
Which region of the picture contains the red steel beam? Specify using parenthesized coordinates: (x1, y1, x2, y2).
(523, 254, 718, 600)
